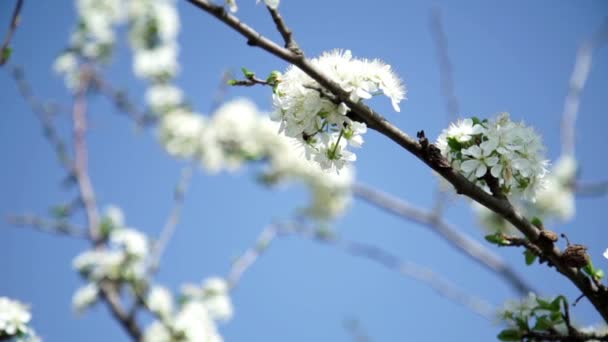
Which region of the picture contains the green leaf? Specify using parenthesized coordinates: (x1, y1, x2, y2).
(471, 116, 482, 125)
(227, 79, 238, 86)
(266, 70, 281, 85)
(549, 296, 565, 312)
(2, 47, 13, 62)
(446, 137, 463, 151)
(533, 316, 553, 331)
(497, 329, 522, 341)
(241, 67, 255, 79)
(535, 296, 561, 312)
(530, 217, 543, 228)
(485, 233, 509, 246)
(594, 268, 605, 280)
(524, 250, 537, 265)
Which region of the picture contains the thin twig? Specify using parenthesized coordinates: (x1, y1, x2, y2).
(429, 6, 459, 122)
(353, 182, 533, 295)
(428, 7, 459, 218)
(0, 0, 24, 65)
(561, 19, 608, 156)
(184, 0, 608, 321)
(284, 223, 496, 320)
(266, 6, 300, 53)
(149, 71, 229, 273)
(72, 66, 102, 243)
(9, 66, 73, 169)
(149, 165, 194, 272)
(228, 222, 495, 320)
(98, 282, 143, 340)
(6, 214, 87, 238)
(227, 225, 278, 289)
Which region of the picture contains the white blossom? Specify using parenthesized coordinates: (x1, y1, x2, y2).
(181, 277, 233, 322)
(437, 113, 548, 201)
(272, 49, 405, 172)
(110, 228, 149, 258)
(159, 109, 206, 158)
(147, 286, 173, 318)
(104, 204, 125, 228)
(0, 297, 32, 337)
(73, 249, 125, 281)
(258, 0, 280, 9)
(143, 302, 223, 342)
(603, 248, 608, 261)
(146, 84, 183, 112)
(72, 283, 99, 313)
(133, 44, 179, 79)
(53, 52, 78, 75)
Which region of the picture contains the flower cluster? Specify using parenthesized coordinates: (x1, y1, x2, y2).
(54, 0, 127, 89)
(143, 277, 232, 342)
(159, 98, 354, 220)
(72, 206, 149, 312)
(272, 49, 405, 172)
(473, 155, 576, 234)
(0, 297, 39, 341)
(437, 113, 548, 201)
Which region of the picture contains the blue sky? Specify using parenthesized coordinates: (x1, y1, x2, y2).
(1, 0, 608, 341)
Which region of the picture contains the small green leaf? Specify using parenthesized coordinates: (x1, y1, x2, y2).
(497, 329, 522, 341)
(549, 296, 566, 312)
(485, 233, 509, 246)
(1, 47, 13, 63)
(549, 311, 563, 323)
(446, 137, 463, 151)
(530, 217, 543, 228)
(227, 79, 238, 86)
(533, 315, 553, 331)
(266, 70, 281, 85)
(524, 249, 537, 265)
(594, 268, 605, 280)
(471, 116, 482, 125)
(241, 67, 255, 79)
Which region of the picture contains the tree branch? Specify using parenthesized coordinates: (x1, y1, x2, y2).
(183, 0, 608, 321)
(69, 65, 143, 341)
(353, 183, 533, 295)
(0, 0, 24, 65)
(265, 6, 300, 53)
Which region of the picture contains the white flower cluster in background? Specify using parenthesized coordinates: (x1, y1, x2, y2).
(272, 49, 405, 173)
(437, 113, 548, 201)
(129, 0, 180, 80)
(159, 98, 354, 220)
(0, 297, 39, 341)
(72, 206, 149, 313)
(54, 0, 127, 89)
(143, 277, 232, 342)
(56, 0, 352, 220)
(472, 155, 577, 234)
